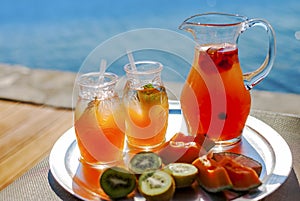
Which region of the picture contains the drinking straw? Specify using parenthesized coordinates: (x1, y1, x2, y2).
(98, 59, 106, 84)
(126, 50, 137, 71)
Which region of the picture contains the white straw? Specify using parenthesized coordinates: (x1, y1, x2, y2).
(126, 50, 137, 71)
(98, 59, 106, 84)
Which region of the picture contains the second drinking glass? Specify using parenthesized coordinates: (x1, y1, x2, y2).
(122, 61, 169, 150)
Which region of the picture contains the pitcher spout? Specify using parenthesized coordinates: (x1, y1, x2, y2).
(179, 13, 215, 42)
(178, 16, 199, 36)
(178, 21, 194, 32)
(178, 21, 199, 42)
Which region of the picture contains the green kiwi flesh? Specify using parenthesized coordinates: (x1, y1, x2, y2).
(163, 163, 198, 188)
(138, 170, 175, 201)
(129, 152, 162, 175)
(100, 166, 136, 199)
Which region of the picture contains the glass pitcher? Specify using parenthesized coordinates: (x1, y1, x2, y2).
(179, 13, 276, 146)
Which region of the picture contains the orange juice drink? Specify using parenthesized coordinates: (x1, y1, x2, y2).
(75, 99, 125, 164)
(179, 13, 276, 146)
(180, 44, 251, 144)
(123, 61, 169, 150)
(123, 84, 169, 149)
(74, 72, 125, 166)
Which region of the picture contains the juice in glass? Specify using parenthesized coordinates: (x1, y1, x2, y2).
(74, 72, 125, 165)
(180, 43, 251, 144)
(124, 84, 169, 149)
(123, 61, 169, 150)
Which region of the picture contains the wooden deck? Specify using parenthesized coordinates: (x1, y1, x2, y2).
(0, 99, 73, 190)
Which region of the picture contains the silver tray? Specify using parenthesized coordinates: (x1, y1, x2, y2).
(49, 111, 292, 201)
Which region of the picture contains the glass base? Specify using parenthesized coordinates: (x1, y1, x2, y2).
(126, 139, 165, 152)
(74, 158, 112, 200)
(78, 156, 124, 169)
(212, 135, 242, 151)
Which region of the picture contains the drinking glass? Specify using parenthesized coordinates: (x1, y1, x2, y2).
(122, 61, 169, 150)
(74, 72, 125, 166)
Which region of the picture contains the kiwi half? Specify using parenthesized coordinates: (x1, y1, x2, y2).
(128, 152, 162, 175)
(163, 163, 198, 188)
(138, 170, 175, 201)
(100, 166, 136, 199)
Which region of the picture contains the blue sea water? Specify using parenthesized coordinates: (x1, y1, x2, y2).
(0, 0, 299, 94)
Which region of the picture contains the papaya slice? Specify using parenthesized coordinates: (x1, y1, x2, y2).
(171, 132, 215, 151)
(157, 132, 215, 164)
(158, 140, 204, 164)
(212, 152, 262, 176)
(192, 155, 232, 192)
(218, 157, 262, 191)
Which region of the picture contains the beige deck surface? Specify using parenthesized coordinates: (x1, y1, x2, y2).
(1, 63, 300, 115)
(0, 100, 73, 190)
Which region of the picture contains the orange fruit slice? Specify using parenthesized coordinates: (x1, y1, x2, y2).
(212, 152, 262, 176)
(218, 157, 262, 191)
(192, 155, 232, 192)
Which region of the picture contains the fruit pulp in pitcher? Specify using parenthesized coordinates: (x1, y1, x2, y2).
(74, 99, 125, 164)
(180, 43, 251, 143)
(124, 85, 169, 149)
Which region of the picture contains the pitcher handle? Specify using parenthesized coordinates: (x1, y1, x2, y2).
(242, 19, 276, 90)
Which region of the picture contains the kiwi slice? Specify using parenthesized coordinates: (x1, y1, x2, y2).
(128, 152, 162, 175)
(164, 163, 198, 188)
(100, 166, 136, 199)
(138, 170, 175, 201)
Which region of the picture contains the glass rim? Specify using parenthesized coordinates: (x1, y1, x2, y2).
(77, 72, 118, 88)
(180, 12, 248, 27)
(124, 60, 163, 75)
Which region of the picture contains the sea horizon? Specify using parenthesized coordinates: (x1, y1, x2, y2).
(0, 0, 299, 94)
